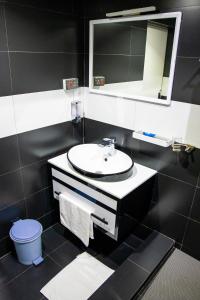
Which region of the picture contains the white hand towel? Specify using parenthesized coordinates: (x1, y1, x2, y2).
(59, 193, 94, 247)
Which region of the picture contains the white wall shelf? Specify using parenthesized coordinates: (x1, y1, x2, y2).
(132, 131, 172, 147)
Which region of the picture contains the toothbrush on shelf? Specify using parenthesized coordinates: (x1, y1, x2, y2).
(143, 132, 156, 138)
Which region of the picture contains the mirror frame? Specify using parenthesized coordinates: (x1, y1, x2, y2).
(89, 12, 182, 106)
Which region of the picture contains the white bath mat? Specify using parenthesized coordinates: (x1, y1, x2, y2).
(40, 252, 114, 300)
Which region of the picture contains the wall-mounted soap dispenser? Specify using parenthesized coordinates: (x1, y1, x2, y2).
(62, 78, 82, 124)
(71, 101, 82, 123)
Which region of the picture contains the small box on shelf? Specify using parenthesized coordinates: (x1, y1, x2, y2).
(63, 78, 79, 90)
(93, 76, 105, 87)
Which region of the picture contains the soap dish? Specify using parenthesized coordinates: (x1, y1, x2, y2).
(132, 131, 172, 147)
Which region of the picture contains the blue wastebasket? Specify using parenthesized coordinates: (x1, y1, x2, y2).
(9, 219, 44, 266)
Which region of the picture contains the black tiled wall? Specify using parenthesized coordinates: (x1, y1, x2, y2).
(0, 0, 84, 256)
(82, 0, 200, 105)
(84, 118, 200, 261)
(93, 22, 146, 84)
(0, 121, 82, 257)
(0, 0, 84, 97)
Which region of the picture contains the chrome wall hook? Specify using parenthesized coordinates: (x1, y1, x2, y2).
(172, 142, 195, 153)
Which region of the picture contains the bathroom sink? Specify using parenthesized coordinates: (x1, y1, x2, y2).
(67, 144, 134, 181)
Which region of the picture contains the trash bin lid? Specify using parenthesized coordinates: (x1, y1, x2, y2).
(9, 219, 43, 243)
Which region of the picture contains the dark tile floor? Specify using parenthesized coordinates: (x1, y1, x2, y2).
(0, 223, 174, 300)
(0, 223, 133, 299)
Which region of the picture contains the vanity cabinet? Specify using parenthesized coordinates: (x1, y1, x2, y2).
(48, 153, 157, 241)
(52, 167, 117, 238)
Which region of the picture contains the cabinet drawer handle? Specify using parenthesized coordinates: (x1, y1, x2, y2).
(55, 191, 108, 225)
(91, 214, 108, 225)
(55, 191, 61, 195)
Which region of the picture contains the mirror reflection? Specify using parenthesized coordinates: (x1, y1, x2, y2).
(93, 18, 176, 100)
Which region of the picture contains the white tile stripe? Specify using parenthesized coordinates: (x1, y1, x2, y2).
(0, 96, 16, 138)
(13, 89, 70, 134)
(84, 87, 200, 149)
(0, 88, 84, 139)
(0, 87, 199, 149)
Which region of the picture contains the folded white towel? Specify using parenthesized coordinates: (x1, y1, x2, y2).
(40, 252, 114, 300)
(59, 193, 94, 247)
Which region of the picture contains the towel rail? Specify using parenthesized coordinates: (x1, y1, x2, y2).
(54, 191, 108, 225)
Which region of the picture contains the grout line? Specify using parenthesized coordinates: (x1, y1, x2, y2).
(4, 1, 79, 18)
(0, 235, 11, 242)
(0, 198, 26, 216)
(46, 253, 63, 268)
(142, 206, 200, 247)
(0, 117, 72, 148)
(0, 185, 52, 214)
(158, 171, 197, 188)
(37, 208, 57, 221)
(82, 117, 85, 144)
(177, 56, 200, 59)
(24, 185, 52, 199)
(42, 222, 58, 233)
(20, 157, 49, 170)
(3, 5, 12, 93)
(150, 199, 191, 220)
(7, 50, 85, 54)
(0, 167, 21, 178)
(3, 5, 27, 217)
(127, 258, 150, 274)
(0, 250, 12, 260)
(123, 241, 138, 251)
(150, 186, 200, 226)
(0, 264, 33, 290)
(0, 235, 66, 292)
(94, 53, 145, 57)
(148, 198, 200, 228)
(83, 18, 86, 87)
(19, 166, 27, 215)
(44, 240, 67, 257)
(139, 222, 175, 243)
(0, 239, 69, 290)
(127, 27, 132, 84)
(187, 187, 198, 220)
(0, 156, 49, 178)
(0, 118, 74, 178)
(24, 197, 28, 218)
(180, 216, 191, 250)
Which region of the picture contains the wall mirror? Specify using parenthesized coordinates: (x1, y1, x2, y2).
(89, 12, 182, 105)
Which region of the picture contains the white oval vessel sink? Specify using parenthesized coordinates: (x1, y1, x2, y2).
(67, 144, 133, 181)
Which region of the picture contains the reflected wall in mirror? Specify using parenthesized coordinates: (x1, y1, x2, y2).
(89, 13, 182, 105)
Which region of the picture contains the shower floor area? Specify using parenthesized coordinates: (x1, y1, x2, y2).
(139, 248, 200, 300)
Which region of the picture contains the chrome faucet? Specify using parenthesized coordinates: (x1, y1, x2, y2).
(101, 137, 116, 158)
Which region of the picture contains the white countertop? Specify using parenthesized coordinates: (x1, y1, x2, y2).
(48, 153, 157, 199)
